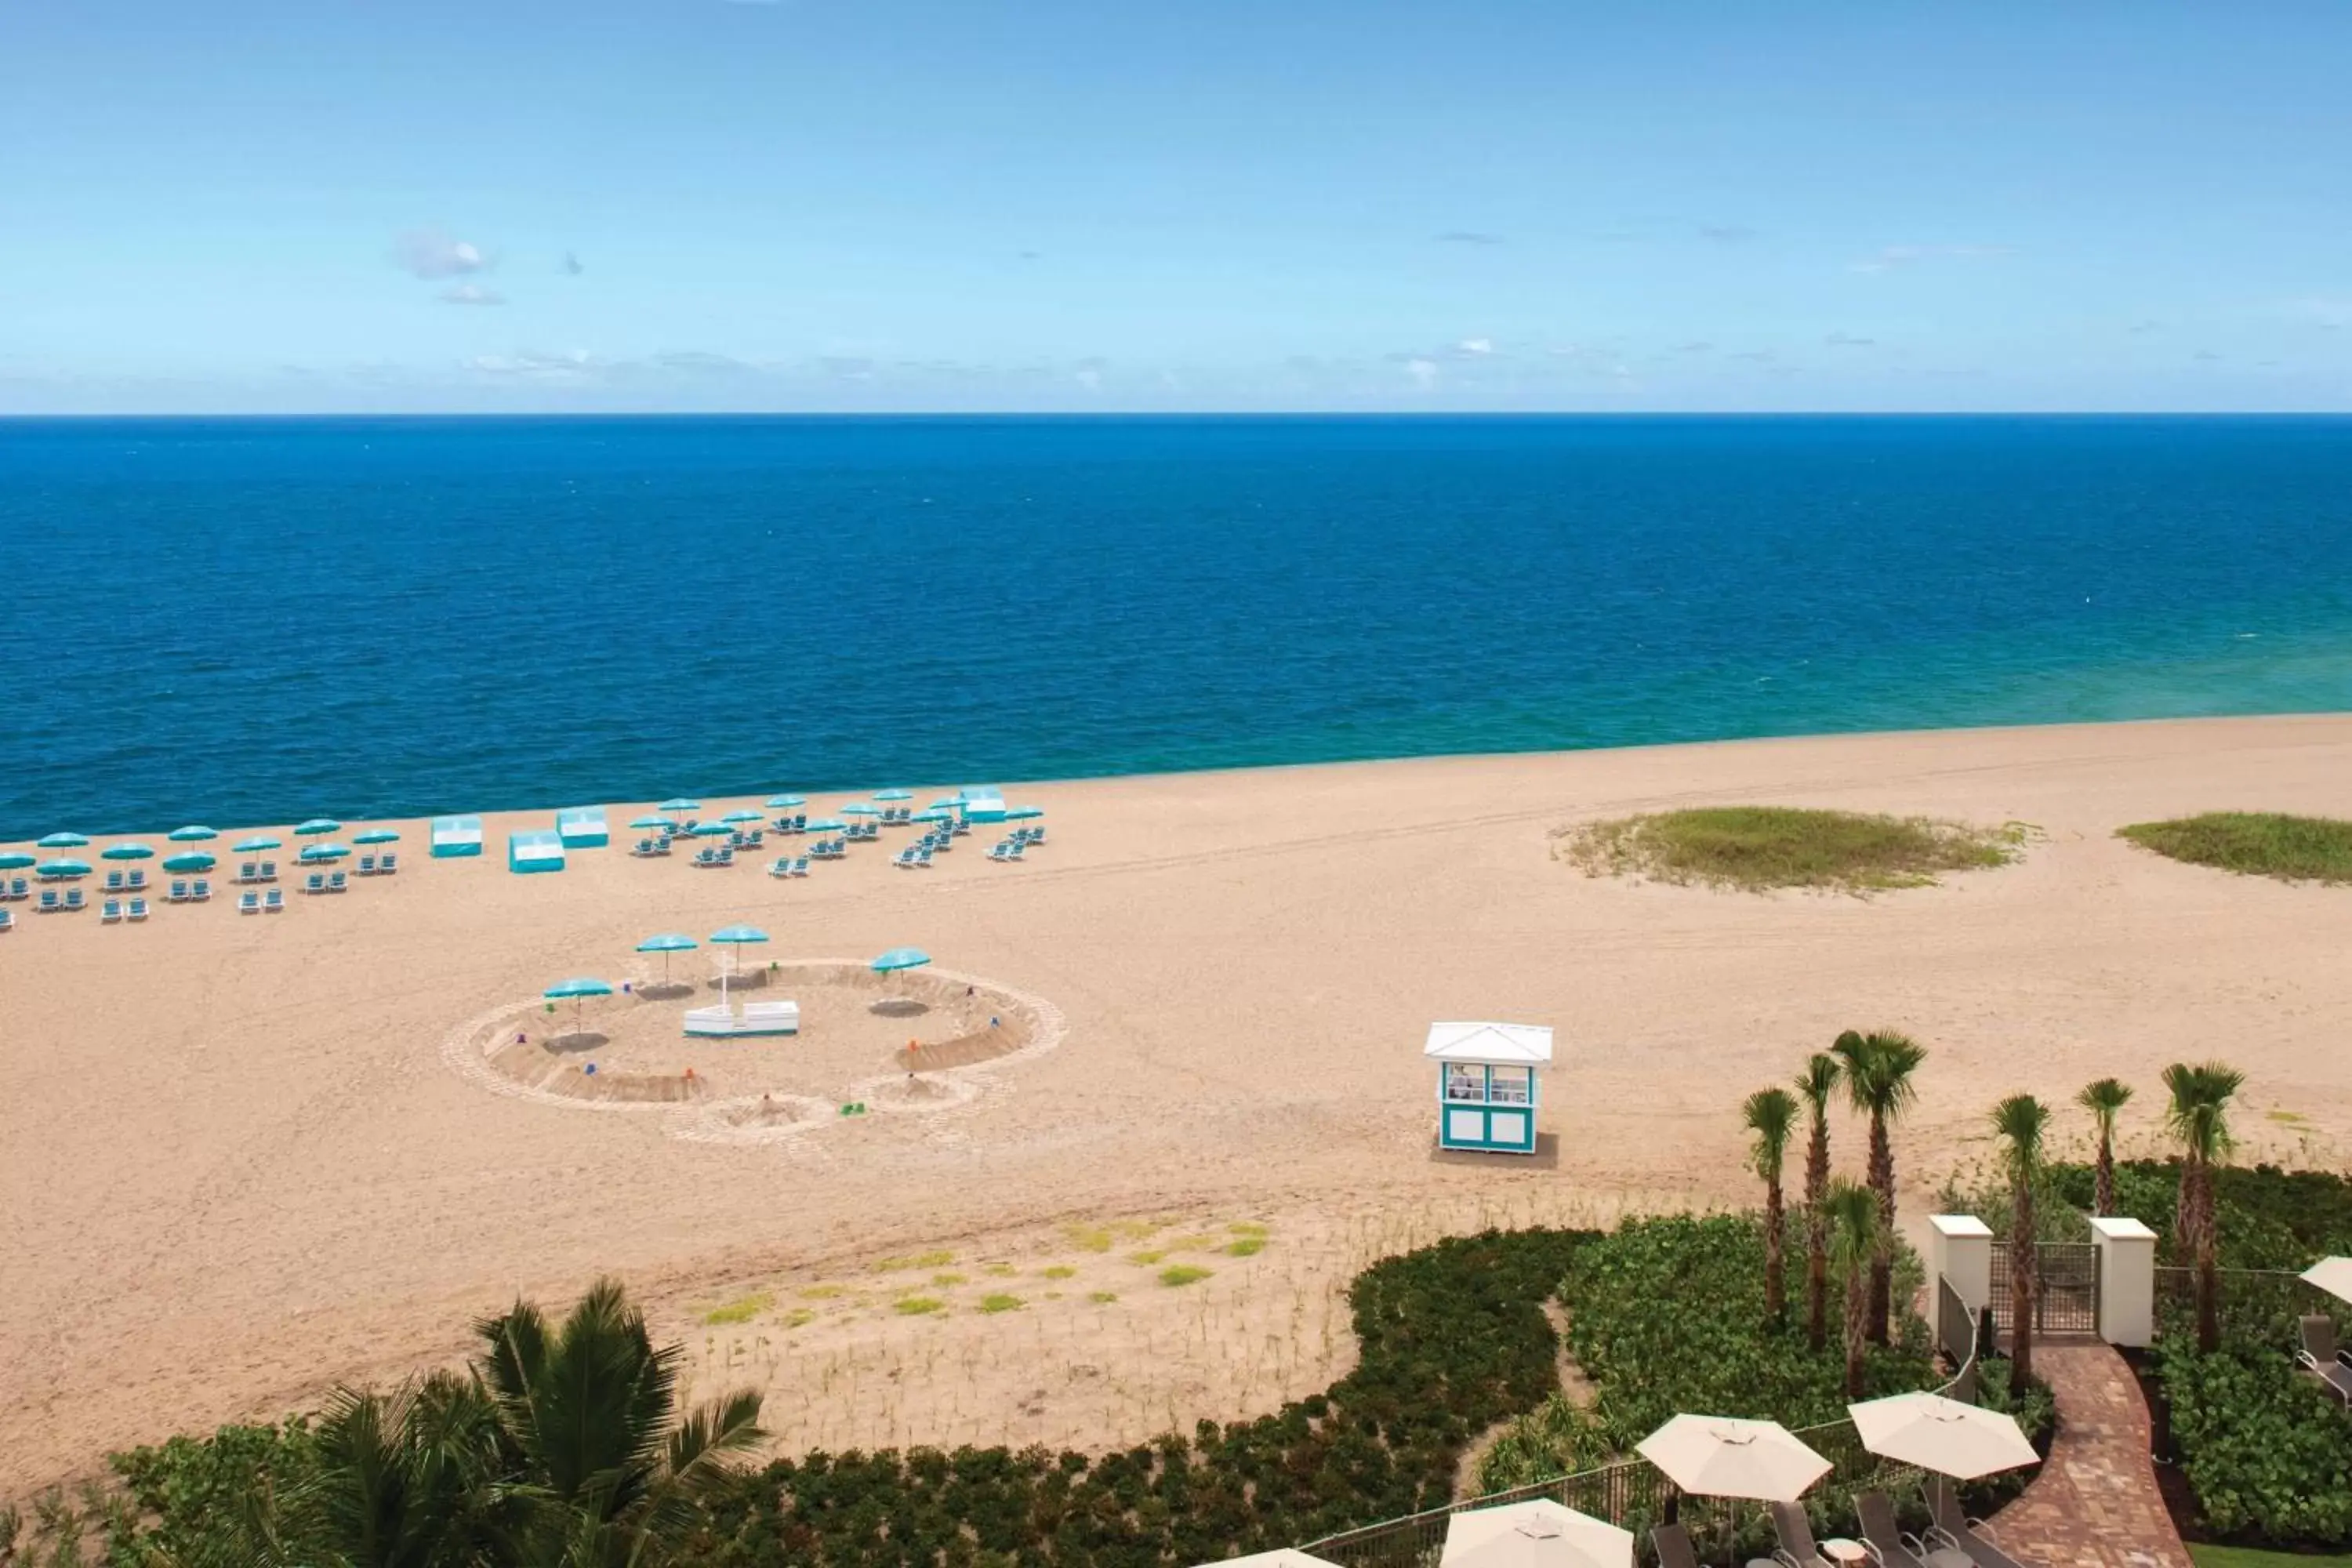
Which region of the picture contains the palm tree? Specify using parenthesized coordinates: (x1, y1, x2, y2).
(298, 1374, 525, 1568)
(1795, 1053, 1842, 1352)
(1823, 1178, 1880, 1398)
(1832, 1029, 1927, 1344)
(2077, 1078, 2133, 1217)
(475, 1278, 765, 1568)
(1744, 1087, 1800, 1321)
(2163, 1062, 2245, 1354)
(1991, 1094, 2050, 1389)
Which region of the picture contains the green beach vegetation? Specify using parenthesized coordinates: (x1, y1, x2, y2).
(1555, 806, 2024, 893)
(2118, 812, 2352, 884)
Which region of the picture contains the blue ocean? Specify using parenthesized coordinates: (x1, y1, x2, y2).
(3, 416, 2350, 840)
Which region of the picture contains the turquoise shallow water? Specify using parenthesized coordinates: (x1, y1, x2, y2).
(2, 415, 2349, 840)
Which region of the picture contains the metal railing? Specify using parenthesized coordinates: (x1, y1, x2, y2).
(1987, 1241, 2100, 1337)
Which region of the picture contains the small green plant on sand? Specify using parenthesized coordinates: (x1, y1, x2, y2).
(703, 1292, 771, 1325)
(984, 1263, 1018, 1278)
(1129, 1249, 1167, 1265)
(1087, 1290, 1119, 1304)
(1159, 1265, 1212, 1287)
(978, 1294, 1024, 1314)
(797, 1283, 846, 1299)
(2118, 813, 2352, 884)
(1229, 1221, 1270, 1238)
(931, 1272, 967, 1287)
(1225, 1236, 1266, 1258)
(1042, 1265, 1076, 1279)
(893, 1296, 945, 1316)
(875, 1250, 955, 1272)
(1063, 1225, 1114, 1253)
(1556, 807, 2026, 894)
(783, 1308, 815, 1329)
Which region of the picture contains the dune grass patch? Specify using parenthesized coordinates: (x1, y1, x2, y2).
(2118, 812, 2352, 884)
(1225, 1236, 1266, 1258)
(892, 1296, 945, 1316)
(1158, 1265, 1213, 1287)
(797, 1283, 847, 1299)
(1129, 1249, 1168, 1265)
(875, 1250, 955, 1272)
(1556, 806, 2024, 894)
(930, 1272, 966, 1287)
(1087, 1290, 1119, 1304)
(978, 1294, 1024, 1314)
(1042, 1265, 1076, 1279)
(702, 1292, 771, 1325)
(782, 1308, 815, 1329)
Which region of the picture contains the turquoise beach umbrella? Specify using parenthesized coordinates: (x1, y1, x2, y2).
(40, 858, 92, 879)
(928, 797, 962, 810)
(0, 852, 34, 870)
(708, 924, 769, 996)
(299, 842, 350, 862)
(169, 826, 218, 842)
(873, 789, 913, 802)
(870, 947, 931, 974)
(840, 804, 880, 818)
(720, 809, 763, 825)
(354, 829, 400, 845)
(164, 852, 216, 874)
(804, 817, 845, 834)
(913, 808, 950, 823)
(629, 815, 670, 830)
(1004, 806, 1045, 821)
(690, 821, 732, 837)
(234, 836, 282, 853)
(38, 832, 88, 848)
(764, 794, 806, 809)
(659, 798, 699, 815)
(635, 931, 698, 983)
(102, 842, 156, 861)
(543, 975, 615, 1037)
(295, 818, 340, 837)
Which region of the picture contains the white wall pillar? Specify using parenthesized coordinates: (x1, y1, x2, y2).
(2092, 1216, 2158, 1348)
(1929, 1214, 1994, 1310)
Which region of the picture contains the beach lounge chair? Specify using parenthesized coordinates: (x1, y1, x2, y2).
(328, 870, 349, 893)
(6, 877, 24, 899)
(1857, 1490, 1965, 1568)
(894, 846, 919, 869)
(65, 888, 85, 912)
(305, 873, 326, 895)
(633, 838, 656, 857)
(129, 897, 148, 921)
(988, 840, 1017, 861)
(0, 908, 11, 931)
(768, 857, 793, 878)
(1922, 1476, 2029, 1568)
(238, 860, 259, 883)
(693, 846, 715, 867)
(192, 878, 212, 902)
(38, 890, 60, 913)
(2299, 1315, 2352, 1403)
(128, 869, 147, 891)
(716, 846, 735, 866)
(240, 891, 260, 914)
(1652, 1526, 1704, 1568)
(261, 859, 278, 881)
(380, 852, 397, 874)
(102, 898, 122, 924)
(358, 854, 377, 876)
(914, 845, 934, 867)
(169, 880, 190, 903)
(1772, 1501, 1833, 1568)
(106, 869, 125, 893)
(746, 829, 765, 848)
(791, 856, 810, 877)
(264, 888, 285, 913)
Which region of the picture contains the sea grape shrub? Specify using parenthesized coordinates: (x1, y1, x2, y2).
(2049, 1160, 2352, 1272)
(703, 1228, 1591, 1567)
(2158, 1330, 2352, 1544)
(107, 1417, 320, 1562)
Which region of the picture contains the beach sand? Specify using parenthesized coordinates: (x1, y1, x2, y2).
(7, 714, 2352, 1493)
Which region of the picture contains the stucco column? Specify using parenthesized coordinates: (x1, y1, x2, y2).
(2092, 1216, 2158, 1348)
(1929, 1214, 1994, 1309)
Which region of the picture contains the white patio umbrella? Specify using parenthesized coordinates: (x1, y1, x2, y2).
(2302, 1256, 2352, 1305)
(1202, 1554, 1342, 1568)
(1846, 1392, 2038, 1482)
(1440, 1500, 1634, 1568)
(1636, 1415, 1830, 1504)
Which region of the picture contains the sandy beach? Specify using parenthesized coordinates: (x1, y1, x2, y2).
(7, 713, 2352, 1494)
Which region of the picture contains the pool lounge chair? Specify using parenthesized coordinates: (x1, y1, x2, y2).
(65, 888, 85, 912)
(264, 888, 285, 912)
(1652, 1525, 1704, 1568)
(305, 873, 326, 895)
(1858, 1489, 1968, 1568)
(240, 891, 260, 914)
(768, 857, 793, 878)
(894, 846, 920, 869)
(38, 890, 60, 913)
(238, 861, 260, 883)
(260, 859, 278, 881)
(169, 880, 190, 902)
(633, 838, 658, 857)
(328, 870, 349, 893)
(129, 897, 149, 921)
(715, 846, 735, 866)
(2299, 1315, 2352, 1403)
(192, 878, 212, 902)
(790, 856, 810, 877)
(5, 877, 25, 899)
(102, 898, 122, 924)
(1922, 1476, 2030, 1568)
(1772, 1501, 1833, 1568)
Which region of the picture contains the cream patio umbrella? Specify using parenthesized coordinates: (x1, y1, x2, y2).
(1197, 1554, 1341, 1568)
(1846, 1392, 2038, 1483)
(2301, 1257, 2352, 1305)
(1637, 1415, 1830, 1504)
(1440, 1500, 1634, 1568)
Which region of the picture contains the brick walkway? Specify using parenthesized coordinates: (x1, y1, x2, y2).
(1990, 1343, 2192, 1568)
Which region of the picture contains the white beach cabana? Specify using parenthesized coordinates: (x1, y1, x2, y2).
(956, 786, 1007, 824)
(430, 814, 483, 858)
(1426, 1021, 1552, 1153)
(556, 805, 609, 848)
(507, 829, 568, 874)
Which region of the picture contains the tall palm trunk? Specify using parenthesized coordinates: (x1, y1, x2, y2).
(1763, 1166, 1787, 1319)
(2009, 1166, 2037, 1388)
(1867, 1113, 1895, 1345)
(1806, 1116, 1831, 1352)
(2188, 1156, 2221, 1352)
(2093, 1130, 2116, 1217)
(1843, 1247, 1870, 1397)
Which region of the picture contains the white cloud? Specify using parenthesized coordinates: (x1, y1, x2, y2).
(1456, 337, 1495, 356)
(440, 284, 506, 307)
(1849, 243, 2014, 274)
(394, 229, 490, 280)
(469, 348, 597, 378)
(1075, 368, 1102, 390)
(1406, 358, 1439, 388)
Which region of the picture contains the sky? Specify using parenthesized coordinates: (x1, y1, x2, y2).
(2, 1, 2347, 414)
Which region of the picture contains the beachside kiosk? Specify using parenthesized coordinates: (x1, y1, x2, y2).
(1425, 1021, 1552, 1153)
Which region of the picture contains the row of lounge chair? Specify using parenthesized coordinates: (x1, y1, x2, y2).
(302, 871, 353, 895)
(238, 890, 289, 913)
(100, 898, 152, 923)
(1654, 1479, 2033, 1568)
(767, 857, 811, 878)
(30, 888, 89, 913)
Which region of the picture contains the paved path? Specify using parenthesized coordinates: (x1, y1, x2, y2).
(1991, 1343, 2193, 1568)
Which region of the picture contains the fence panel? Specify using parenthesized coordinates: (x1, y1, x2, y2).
(1987, 1241, 2100, 1337)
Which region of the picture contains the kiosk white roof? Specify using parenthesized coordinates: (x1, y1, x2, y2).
(1424, 1022, 1554, 1066)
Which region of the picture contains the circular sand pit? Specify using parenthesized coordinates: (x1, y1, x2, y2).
(441, 960, 1065, 1144)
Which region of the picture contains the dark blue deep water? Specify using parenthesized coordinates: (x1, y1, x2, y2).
(4, 415, 2350, 840)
